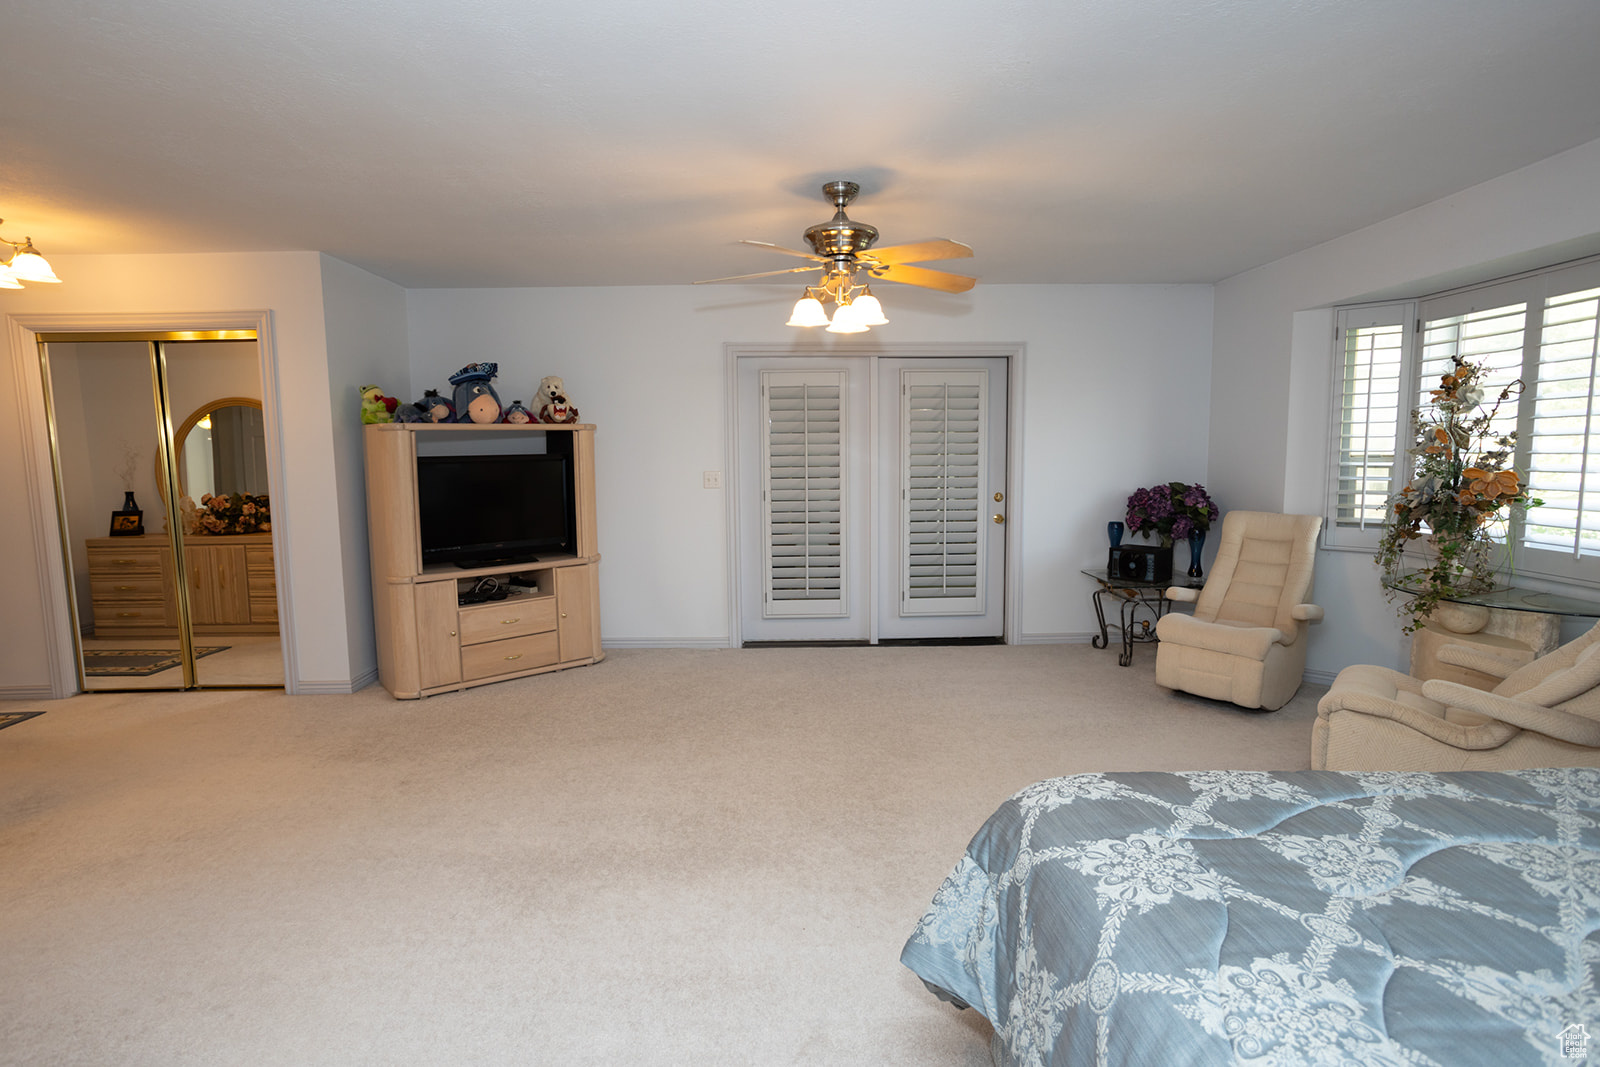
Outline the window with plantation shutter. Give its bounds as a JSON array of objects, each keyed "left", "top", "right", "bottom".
[
  {"left": 1329, "top": 305, "right": 1409, "bottom": 543},
  {"left": 1524, "top": 284, "right": 1600, "bottom": 558},
  {"left": 900, "top": 370, "right": 986, "bottom": 615},
  {"left": 1327, "top": 255, "right": 1600, "bottom": 587},
  {"left": 761, "top": 370, "right": 846, "bottom": 617}
]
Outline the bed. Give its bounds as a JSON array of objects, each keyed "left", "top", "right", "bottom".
[{"left": 901, "top": 768, "right": 1599, "bottom": 1066}]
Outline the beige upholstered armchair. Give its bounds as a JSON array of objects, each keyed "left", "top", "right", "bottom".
[
  {"left": 1153, "top": 511, "right": 1324, "bottom": 711},
  {"left": 1312, "top": 621, "right": 1600, "bottom": 771}
]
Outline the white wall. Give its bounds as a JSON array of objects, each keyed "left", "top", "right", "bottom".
[
  {"left": 406, "top": 283, "right": 1215, "bottom": 645},
  {"left": 1211, "top": 136, "right": 1600, "bottom": 677},
  {"left": 319, "top": 253, "right": 410, "bottom": 688},
  {"left": 0, "top": 251, "right": 371, "bottom": 695}
]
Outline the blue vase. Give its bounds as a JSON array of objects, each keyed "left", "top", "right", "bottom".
[
  {"left": 1187, "top": 530, "right": 1206, "bottom": 579},
  {"left": 1108, "top": 521, "right": 1124, "bottom": 547}
]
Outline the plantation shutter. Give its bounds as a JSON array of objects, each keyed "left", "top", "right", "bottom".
[
  {"left": 1332, "top": 305, "right": 1408, "bottom": 533},
  {"left": 761, "top": 370, "right": 846, "bottom": 617},
  {"left": 1524, "top": 283, "right": 1600, "bottom": 558},
  {"left": 1417, "top": 298, "right": 1527, "bottom": 451},
  {"left": 900, "top": 370, "right": 986, "bottom": 616}
]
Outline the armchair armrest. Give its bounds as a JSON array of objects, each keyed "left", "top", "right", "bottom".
[
  {"left": 1317, "top": 685, "right": 1517, "bottom": 750},
  {"left": 1435, "top": 643, "right": 1524, "bottom": 680},
  {"left": 1291, "top": 603, "right": 1323, "bottom": 623},
  {"left": 1420, "top": 679, "right": 1600, "bottom": 747},
  {"left": 1165, "top": 586, "right": 1199, "bottom": 603}
]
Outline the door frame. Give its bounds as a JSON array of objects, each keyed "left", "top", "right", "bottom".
[
  {"left": 8, "top": 310, "right": 293, "bottom": 698},
  {"left": 723, "top": 341, "right": 1026, "bottom": 647}
]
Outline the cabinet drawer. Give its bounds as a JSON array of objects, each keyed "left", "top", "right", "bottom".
[
  {"left": 457, "top": 595, "right": 558, "bottom": 646},
  {"left": 88, "top": 549, "right": 164, "bottom": 579},
  {"left": 461, "top": 631, "right": 559, "bottom": 679},
  {"left": 91, "top": 577, "right": 168, "bottom": 601},
  {"left": 95, "top": 604, "right": 169, "bottom": 627},
  {"left": 249, "top": 595, "right": 279, "bottom": 623},
  {"left": 246, "top": 547, "right": 275, "bottom": 583}
]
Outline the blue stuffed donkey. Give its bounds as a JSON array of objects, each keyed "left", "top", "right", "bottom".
[{"left": 449, "top": 362, "right": 503, "bottom": 424}]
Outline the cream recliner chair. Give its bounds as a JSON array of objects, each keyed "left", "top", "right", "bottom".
[
  {"left": 1153, "top": 511, "right": 1323, "bottom": 711},
  {"left": 1312, "top": 620, "right": 1600, "bottom": 771}
]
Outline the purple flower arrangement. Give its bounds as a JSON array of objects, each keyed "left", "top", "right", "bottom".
[{"left": 1125, "top": 482, "right": 1219, "bottom": 547}]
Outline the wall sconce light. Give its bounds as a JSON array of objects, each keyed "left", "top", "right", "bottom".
[{"left": 0, "top": 221, "right": 62, "bottom": 287}]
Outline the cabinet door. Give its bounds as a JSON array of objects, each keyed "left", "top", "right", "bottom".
[
  {"left": 185, "top": 544, "right": 251, "bottom": 625},
  {"left": 415, "top": 582, "right": 463, "bottom": 690},
  {"left": 555, "top": 564, "right": 595, "bottom": 662}
]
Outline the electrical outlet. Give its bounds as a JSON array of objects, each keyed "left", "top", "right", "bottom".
[{"left": 703, "top": 471, "right": 723, "bottom": 489}]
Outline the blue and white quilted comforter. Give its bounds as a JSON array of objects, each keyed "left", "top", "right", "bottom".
[{"left": 901, "top": 769, "right": 1600, "bottom": 1066}]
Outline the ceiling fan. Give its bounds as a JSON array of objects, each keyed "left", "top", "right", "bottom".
[{"left": 694, "top": 180, "right": 975, "bottom": 333}]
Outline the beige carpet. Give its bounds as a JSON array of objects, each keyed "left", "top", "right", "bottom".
[{"left": 0, "top": 645, "right": 1322, "bottom": 1066}]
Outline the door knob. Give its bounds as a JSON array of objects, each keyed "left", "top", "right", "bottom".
[
  {"left": 993, "top": 514, "right": 1005, "bottom": 525},
  {"left": 994, "top": 492, "right": 1004, "bottom": 502}
]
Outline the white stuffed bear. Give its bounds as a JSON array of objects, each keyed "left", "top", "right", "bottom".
[{"left": 536, "top": 375, "right": 580, "bottom": 424}]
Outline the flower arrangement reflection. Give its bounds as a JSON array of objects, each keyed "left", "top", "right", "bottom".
[
  {"left": 181, "top": 492, "right": 272, "bottom": 536},
  {"left": 1125, "top": 482, "right": 1219, "bottom": 547},
  {"left": 1375, "top": 357, "right": 1536, "bottom": 632}
]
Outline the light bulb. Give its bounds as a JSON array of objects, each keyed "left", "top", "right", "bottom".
[
  {"left": 851, "top": 291, "right": 888, "bottom": 325},
  {"left": 786, "top": 295, "right": 828, "bottom": 327},
  {"left": 5, "top": 239, "right": 60, "bottom": 283},
  {"left": 826, "top": 301, "right": 870, "bottom": 334}
]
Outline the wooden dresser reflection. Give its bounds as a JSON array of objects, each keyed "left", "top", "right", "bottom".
[{"left": 86, "top": 534, "right": 277, "bottom": 637}]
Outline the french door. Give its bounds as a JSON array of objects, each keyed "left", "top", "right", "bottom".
[{"left": 736, "top": 354, "right": 1008, "bottom": 643}]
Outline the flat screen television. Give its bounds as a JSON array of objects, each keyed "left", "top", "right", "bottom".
[{"left": 416, "top": 452, "right": 574, "bottom": 567}]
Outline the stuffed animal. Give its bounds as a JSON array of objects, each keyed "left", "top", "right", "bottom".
[
  {"left": 393, "top": 400, "right": 431, "bottom": 423},
  {"left": 416, "top": 389, "right": 454, "bottom": 423},
  {"left": 501, "top": 400, "right": 534, "bottom": 425},
  {"left": 536, "top": 375, "right": 579, "bottom": 424},
  {"left": 450, "top": 362, "right": 503, "bottom": 425},
  {"left": 359, "top": 384, "right": 398, "bottom": 424}
]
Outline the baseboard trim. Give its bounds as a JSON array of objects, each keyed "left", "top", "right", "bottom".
[
  {"left": 291, "top": 672, "right": 376, "bottom": 696},
  {"left": 1015, "top": 632, "right": 1097, "bottom": 645},
  {"left": 600, "top": 638, "right": 734, "bottom": 650},
  {"left": 1303, "top": 668, "right": 1337, "bottom": 688},
  {"left": 0, "top": 685, "right": 56, "bottom": 702}
]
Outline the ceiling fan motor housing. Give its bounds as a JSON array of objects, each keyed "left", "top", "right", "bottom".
[{"left": 804, "top": 180, "right": 878, "bottom": 260}]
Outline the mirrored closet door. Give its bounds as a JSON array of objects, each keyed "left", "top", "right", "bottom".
[{"left": 38, "top": 333, "right": 284, "bottom": 691}]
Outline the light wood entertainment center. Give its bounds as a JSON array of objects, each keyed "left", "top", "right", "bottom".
[{"left": 363, "top": 422, "right": 603, "bottom": 699}]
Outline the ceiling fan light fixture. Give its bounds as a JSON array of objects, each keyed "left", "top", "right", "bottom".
[
  {"left": 4, "top": 236, "right": 61, "bottom": 283},
  {"left": 786, "top": 293, "right": 829, "bottom": 328}
]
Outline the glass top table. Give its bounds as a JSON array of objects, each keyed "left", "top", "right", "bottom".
[
  {"left": 1081, "top": 568, "right": 1204, "bottom": 666},
  {"left": 1382, "top": 575, "right": 1600, "bottom": 618}
]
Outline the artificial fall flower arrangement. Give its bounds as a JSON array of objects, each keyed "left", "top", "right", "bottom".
[
  {"left": 1375, "top": 356, "right": 1538, "bottom": 632},
  {"left": 185, "top": 492, "right": 272, "bottom": 535},
  {"left": 1125, "top": 482, "right": 1219, "bottom": 547}
]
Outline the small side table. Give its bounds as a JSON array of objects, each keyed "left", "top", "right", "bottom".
[
  {"left": 1383, "top": 575, "right": 1600, "bottom": 689},
  {"left": 1081, "top": 568, "right": 1204, "bottom": 667}
]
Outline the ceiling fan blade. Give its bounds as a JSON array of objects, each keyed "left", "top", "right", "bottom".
[
  {"left": 868, "top": 262, "right": 976, "bottom": 293},
  {"left": 858, "top": 239, "right": 973, "bottom": 266},
  {"left": 739, "top": 239, "right": 827, "bottom": 261},
  {"left": 692, "top": 265, "right": 821, "bottom": 285}
]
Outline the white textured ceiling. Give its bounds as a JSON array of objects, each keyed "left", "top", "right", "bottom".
[{"left": 4, "top": 0, "right": 1600, "bottom": 289}]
